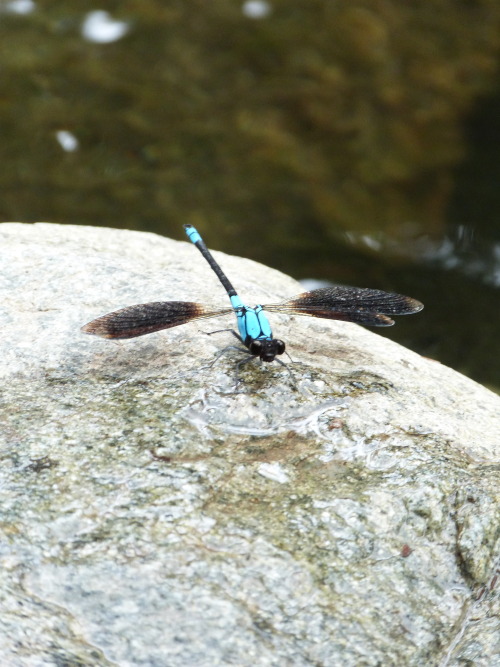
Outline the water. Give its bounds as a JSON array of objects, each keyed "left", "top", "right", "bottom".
[{"left": 1, "top": 2, "right": 499, "bottom": 389}]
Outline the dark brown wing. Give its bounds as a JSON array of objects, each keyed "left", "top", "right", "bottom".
[
  {"left": 81, "top": 301, "right": 233, "bottom": 339},
  {"left": 263, "top": 286, "right": 423, "bottom": 327}
]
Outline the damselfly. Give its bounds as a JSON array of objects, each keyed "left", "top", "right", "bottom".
[{"left": 82, "top": 225, "right": 423, "bottom": 365}]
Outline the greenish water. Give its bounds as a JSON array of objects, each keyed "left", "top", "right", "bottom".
[{"left": 1, "top": 2, "right": 500, "bottom": 388}]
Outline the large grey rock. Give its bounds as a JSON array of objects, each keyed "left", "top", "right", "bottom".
[{"left": 0, "top": 222, "right": 499, "bottom": 667}]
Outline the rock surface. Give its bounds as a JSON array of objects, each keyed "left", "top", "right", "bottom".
[{"left": 0, "top": 222, "right": 499, "bottom": 666}]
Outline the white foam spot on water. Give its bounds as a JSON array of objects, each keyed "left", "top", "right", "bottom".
[
  {"left": 55, "top": 130, "right": 79, "bottom": 153},
  {"left": 81, "top": 10, "right": 130, "bottom": 44},
  {"left": 3, "top": 0, "right": 35, "bottom": 14},
  {"left": 242, "top": 1, "right": 271, "bottom": 19}
]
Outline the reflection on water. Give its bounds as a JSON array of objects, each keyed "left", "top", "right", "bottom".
[
  {"left": 343, "top": 224, "right": 500, "bottom": 288},
  {"left": 421, "top": 232, "right": 500, "bottom": 288},
  {"left": 0, "top": 1, "right": 499, "bottom": 389}
]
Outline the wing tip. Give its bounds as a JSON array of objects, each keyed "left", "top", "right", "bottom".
[
  {"left": 376, "top": 315, "right": 395, "bottom": 326},
  {"left": 81, "top": 320, "right": 115, "bottom": 338},
  {"left": 402, "top": 297, "right": 424, "bottom": 315}
]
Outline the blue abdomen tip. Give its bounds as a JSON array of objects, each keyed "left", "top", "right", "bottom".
[{"left": 184, "top": 225, "right": 202, "bottom": 244}]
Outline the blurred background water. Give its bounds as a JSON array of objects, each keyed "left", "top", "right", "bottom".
[{"left": 1, "top": 0, "right": 500, "bottom": 389}]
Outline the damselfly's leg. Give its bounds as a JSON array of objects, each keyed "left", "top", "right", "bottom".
[
  {"left": 203, "top": 345, "right": 249, "bottom": 369},
  {"left": 199, "top": 329, "right": 248, "bottom": 368},
  {"left": 274, "top": 357, "right": 297, "bottom": 387},
  {"left": 231, "top": 352, "right": 261, "bottom": 389},
  {"left": 235, "top": 353, "right": 256, "bottom": 372},
  {"left": 204, "top": 329, "right": 242, "bottom": 343},
  {"left": 233, "top": 351, "right": 297, "bottom": 389}
]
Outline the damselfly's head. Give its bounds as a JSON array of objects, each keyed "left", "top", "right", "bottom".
[{"left": 248, "top": 338, "right": 285, "bottom": 363}]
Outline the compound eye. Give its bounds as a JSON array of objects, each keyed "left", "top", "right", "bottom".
[
  {"left": 275, "top": 340, "right": 285, "bottom": 355},
  {"left": 249, "top": 340, "right": 263, "bottom": 356}
]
